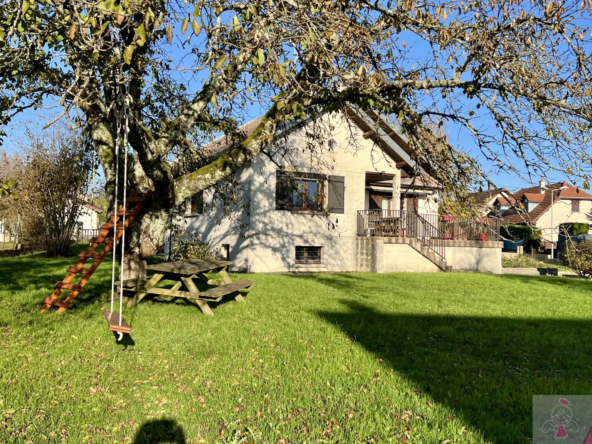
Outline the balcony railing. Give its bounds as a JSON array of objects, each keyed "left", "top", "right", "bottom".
[{"left": 357, "top": 210, "right": 501, "bottom": 242}]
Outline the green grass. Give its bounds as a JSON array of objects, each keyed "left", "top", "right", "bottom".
[
  {"left": 1, "top": 250, "right": 592, "bottom": 443},
  {"left": 502, "top": 254, "right": 570, "bottom": 270}
]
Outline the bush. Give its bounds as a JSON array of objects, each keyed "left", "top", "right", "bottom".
[
  {"left": 560, "top": 239, "right": 592, "bottom": 278},
  {"left": 559, "top": 223, "right": 590, "bottom": 235},
  {"left": 17, "top": 127, "right": 91, "bottom": 256},
  {"left": 501, "top": 224, "right": 542, "bottom": 252},
  {"left": 170, "top": 233, "right": 220, "bottom": 261}
]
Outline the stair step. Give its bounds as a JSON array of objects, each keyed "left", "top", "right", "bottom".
[
  {"left": 78, "top": 251, "right": 108, "bottom": 260},
  {"left": 54, "top": 282, "right": 83, "bottom": 292},
  {"left": 67, "top": 266, "right": 94, "bottom": 275},
  {"left": 90, "top": 237, "right": 114, "bottom": 245}
]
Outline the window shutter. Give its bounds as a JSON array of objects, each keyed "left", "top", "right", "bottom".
[
  {"left": 328, "top": 175, "right": 345, "bottom": 214},
  {"left": 275, "top": 170, "right": 292, "bottom": 210}
]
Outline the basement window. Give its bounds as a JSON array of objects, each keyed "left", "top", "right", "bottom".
[{"left": 295, "top": 246, "right": 322, "bottom": 264}]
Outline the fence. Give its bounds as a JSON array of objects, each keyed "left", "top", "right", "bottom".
[
  {"left": 78, "top": 228, "right": 100, "bottom": 241},
  {"left": 357, "top": 210, "right": 501, "bottom": 241}
]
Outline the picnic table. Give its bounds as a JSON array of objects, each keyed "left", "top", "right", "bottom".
[{"left": 119, "top": 259, "right": 255, "bottom": 315}]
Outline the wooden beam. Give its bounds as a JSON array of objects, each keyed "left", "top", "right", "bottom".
[{"left": 363, "top": 130, "right": 375, "bottom": 139}]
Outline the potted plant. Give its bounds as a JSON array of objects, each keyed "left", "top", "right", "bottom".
[
  {"left": 441, "top": 215, "right": 454, "bottom": 239},
  {"left": 478, "top": 218, "right": 489, "bottom": 241}
]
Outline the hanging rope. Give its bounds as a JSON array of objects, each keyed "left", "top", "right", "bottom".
[
  {"left": 118, "top": 82, "right": 131, "bottom": 328},
  {"left": 109, "top": 103, "right": 122, "bottom": 317},
  {"left": 106, "top": 72, "right": 130, "bottom": 340}
]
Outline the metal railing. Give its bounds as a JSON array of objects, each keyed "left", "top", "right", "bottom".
[
  {"left": 415, "top": 212, "right": 446, "bottom": 259},
  {"left": 357, "top": 210, "right": 502, "bottom": 259}
]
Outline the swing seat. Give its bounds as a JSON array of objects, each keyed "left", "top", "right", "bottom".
[{"left": 102, "top": 310, "right": 131, "bottom": 333}]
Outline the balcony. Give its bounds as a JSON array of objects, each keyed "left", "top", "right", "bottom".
[{"left": 357, "top": 210, "right": 501, "bottom": 241}]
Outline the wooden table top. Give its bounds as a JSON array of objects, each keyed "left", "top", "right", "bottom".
[{"left": 146, "top": 259, "right": 234, "bottom": 275}]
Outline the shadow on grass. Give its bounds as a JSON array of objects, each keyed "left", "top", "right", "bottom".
[
  {"left": 0, "top": 244, "right": 113, "bottom": 311},
  {"left": 133, "top": 419, "right": 186, "bottom": 443},
  {"left": 316, "top": 298, "right": 592, "bottom": 443}
]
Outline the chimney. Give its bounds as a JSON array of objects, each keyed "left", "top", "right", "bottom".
[{"left": 540, "top": 178, "right": 546, "bottom": 194}]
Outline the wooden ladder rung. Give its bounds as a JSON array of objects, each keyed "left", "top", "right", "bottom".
[
  {"left": 42, "top": 297, "right": 70, "bottom": 308},
  {"left": 116, "top": 209, "right": 135, "bottom": 216},
  {"left": 78, "top": 251, "right": 108, "bottom": 259},
  {"left": 126, "top": 196, "right": 147, "bottom": 203},
  {"left": 91, "top": 237, "right": 114, "bottom": 245},
  {"left": 67, "top": 266, "right": 94, "bottom": 275},
  {"left": 54, "top": 282, "right": 83, "bottom": 291}
]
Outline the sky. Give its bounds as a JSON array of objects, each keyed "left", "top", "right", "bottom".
[{"left": 3, "top": 5, "right": 591, "bottom": 194}]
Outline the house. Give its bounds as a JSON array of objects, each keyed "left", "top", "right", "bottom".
[
  {"left": 170, "top": 109, "right": 503, "bottom": 274},
  {"left": 75, "top": 203, "right": 103, "bottom": 239},
  {"left": 469, "top": 187, "right": 513, "bottom": 217},
  {"left": 502, "top": 179, "right": 592, "bottom": 248}
]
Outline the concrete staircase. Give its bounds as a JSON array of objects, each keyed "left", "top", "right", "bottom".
[{"left": 383, "top": 237, "right": 452, "bottom": 272}]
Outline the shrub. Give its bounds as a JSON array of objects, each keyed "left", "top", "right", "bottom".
[
  {"left": 170, "top": 233, "right": 219, "bottom": 261},
  {"left": 17, "top": 127, "right": 91, "bottom": 256},
  {"left": 560, "top": 239, "right": 592, "bottom": 278},
  {"left": 500, "top": 224, "right": 542, "bottom": 252},
  {"left": 559, "top": 223, "right": 590, "bottom": 235}
]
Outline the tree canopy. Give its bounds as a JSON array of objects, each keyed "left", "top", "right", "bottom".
[{"left": 1, "top": 0, "right": 591, "bottom": 256}]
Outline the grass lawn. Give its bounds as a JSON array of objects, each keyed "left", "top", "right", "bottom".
[
  {"left": 501, "top": 254, "right": 571, "bottom": 271},
  {"left": 1, "top": 249, "right": 592, "bottom": 443}
]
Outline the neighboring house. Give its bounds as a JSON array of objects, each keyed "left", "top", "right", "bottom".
[
  {"left": 469, "top": 187, "right": 513, "bottom": 217},
  {"left": 76, "top": 203, "right": 103, "bottom": 234},
  {"left": 502, "top": 179, "right": 592, "bottom": 247},
  {"left": 169, "top": 109, "right": 502, "bottom": 274}
]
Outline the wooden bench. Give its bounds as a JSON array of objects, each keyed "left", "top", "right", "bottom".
[{"left": 190, "top": 279, "right": 255, "bottom": 301}]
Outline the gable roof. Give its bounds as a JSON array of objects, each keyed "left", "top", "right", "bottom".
[
  {"left": 523, "top": 193, "right": 545, "bottom": 203},
  {"left": 494, "top": 195, "right": 515, "bottom": 205},
  {"left": 198, "top": 108, "right": 430, "bottom": 175},
  {"left": 503, "top": 182, "right": 592, "bottom": 224}
]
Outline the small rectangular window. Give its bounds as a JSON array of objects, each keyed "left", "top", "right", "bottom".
[
  {"left": 295, "top": 246, "right": 322, "bottom": 264},
  {"left": 188, "top": 191, "right": 204, "bottom": 215},
  {"left": 572, "top": 200, "right": 580, "bottom": 213}
]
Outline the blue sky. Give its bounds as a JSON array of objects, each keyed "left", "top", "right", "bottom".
[{"left": 3, "top": 6, "right": 590, "bottom": 194}]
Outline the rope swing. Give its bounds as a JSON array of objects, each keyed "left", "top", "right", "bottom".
[{"left": 104, "top": 80, "right": 132, "bottom": 342}]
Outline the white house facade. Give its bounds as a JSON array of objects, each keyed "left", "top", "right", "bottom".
[{"left": 169, "top": 110, "right": 502, "bottom": 274}]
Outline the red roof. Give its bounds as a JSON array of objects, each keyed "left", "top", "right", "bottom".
[
  {"left": 503, "top": 182, "right": 592, "bottom": 224},
  {"left": 495, "top": 196, "right": 515, "bottom": 205},
  {"left": 523, "top": 193, "right": 545, "bottom": 203}
]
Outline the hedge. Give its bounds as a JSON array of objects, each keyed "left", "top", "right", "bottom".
[
  {"left": 559, "top": 223, "right": 590, "bottom": 235},
  {"left": 500, "top": 224, "right": 542, "bottom": 251}
]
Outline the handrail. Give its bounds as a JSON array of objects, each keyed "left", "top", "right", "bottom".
[{"left": 414, "top": 212, "right": 445, "bottom": 260}]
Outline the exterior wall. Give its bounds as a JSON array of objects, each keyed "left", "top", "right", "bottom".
[
  {"left": 383, "top": 243, "right": 440, "bottom": 272},
  {"left": 444, "top": 241, "right": 502, "bottom": 274},
  {"left": 245, "top": 113, "right": 400, "bottom": 272},
  {"left": 77, "top": 207, "right": 100, "bottom": 230},
  {"left": 536, "top": 198, "right": 592, "bottom": 242},
  {"left": 417, "top": 194, "right": 439, "bottom": 215},
  {"left": 175, "top": 164, "right": 252, "bottom": 271}
]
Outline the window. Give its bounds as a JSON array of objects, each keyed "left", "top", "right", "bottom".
[
  {"left": 572, "top": 200, "right": 580, "bottom": 213},
  {"left": 187, "top": 191, "right": 204, "bottom": 215},
  {"left": 293, "top": 179, "right": 321, "bottom": 210},
  {"left": 295, "top": 246, "right": 322, "bottom": 264}
]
